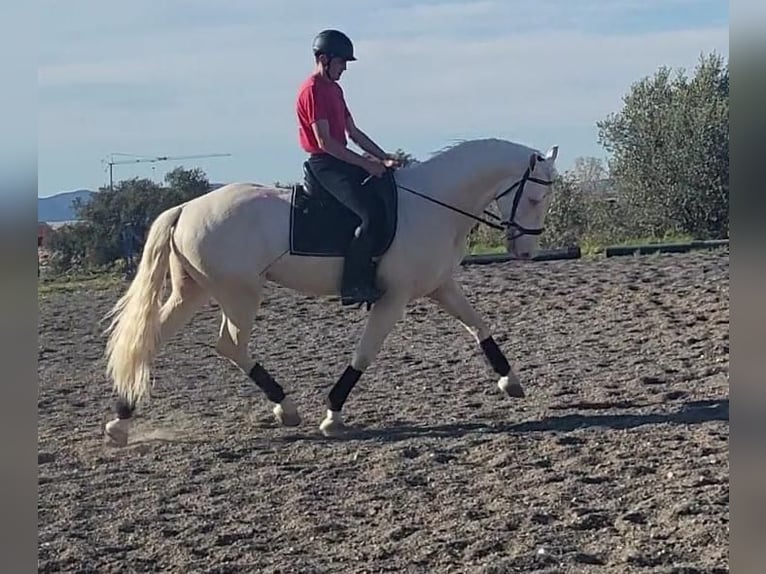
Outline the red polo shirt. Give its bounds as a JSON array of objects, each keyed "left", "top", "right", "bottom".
[{"left": 296, "top": 73, "right": 352, "bottom": 154}]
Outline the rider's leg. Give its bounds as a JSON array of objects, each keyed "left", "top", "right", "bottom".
[{"left": 307, "top": 155, "right": 383, "bottom": 305}]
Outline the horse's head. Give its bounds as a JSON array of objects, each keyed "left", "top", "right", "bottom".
[{"left": 494, "top": 145, "right": 558, "bottom": 260}]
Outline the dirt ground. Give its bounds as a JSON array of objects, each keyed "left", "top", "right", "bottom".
[{"left": 38, "top": 248, "right": 729, "bottom": 573}]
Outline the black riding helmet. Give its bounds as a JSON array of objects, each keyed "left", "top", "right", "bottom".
[{"left": 312, "top": 29, "right": 356, "bottom": 61}]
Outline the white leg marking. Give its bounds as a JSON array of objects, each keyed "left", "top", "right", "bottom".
[
  {"left": 104, "top": 418, "right": 131, "bottom": 447},
  {"left": 498, "top": 372, "right": 525, "bottom": 398},
  {"left": 319, "top": 409, "right": 345, "bottom": 437},
  {"left": 273, "top": 396, "right": 301, "bottom": 427}
]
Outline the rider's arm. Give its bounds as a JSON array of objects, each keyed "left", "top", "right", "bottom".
[
  {"left": 312, "top": 119, "right": 374, "bottom": 170},
  {"left": 346, "top": 116, "right": 387, "bottom": 161}
]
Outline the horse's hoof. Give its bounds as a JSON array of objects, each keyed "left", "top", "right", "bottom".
[
  {"left": 319, "top": 410, "right": 347, "bottom": 438},
  {"left": 498, "top": 374, "right": 525, "bottom": 398},
  {"left": 273, "top": 398, "right": 301, "bottom": 427},
  {"left": 104, "top": 418, "right": 129, "bottom": 447}
]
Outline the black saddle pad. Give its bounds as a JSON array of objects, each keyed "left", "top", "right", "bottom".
[{"left": 289, "top": 163, "right": 398, "bottom": 258}]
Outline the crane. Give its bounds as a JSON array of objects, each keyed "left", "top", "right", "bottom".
[{"left": 104, "top": 152, "right": 232, "bottom": 191}]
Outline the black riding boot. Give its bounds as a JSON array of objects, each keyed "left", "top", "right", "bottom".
[{"left": 341, "top": 227, "right": 384, "bottom": 307}]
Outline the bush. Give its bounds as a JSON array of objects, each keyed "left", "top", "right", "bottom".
[{"left": 43, "top": 223, "right": 95, "bottom": 274}]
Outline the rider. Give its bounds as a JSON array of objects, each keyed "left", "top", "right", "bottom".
[{"left": 296, "top": 29, "right": 399, "bottom": 306}]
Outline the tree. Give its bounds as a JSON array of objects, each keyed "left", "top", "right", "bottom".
[
  {"left": 569, "top": 156, "right": 609, "bottom": 195},
  {"left": 541, "top": 174, "right": 588, "bottom": 248},
  {"left": 164, "top": 166, "right": 212, "bottom": 202},
  {"left": 597, "top": 52, "right": 728, "bottom": 238},
  {"left": 45, "top": 167, "right": 212, "bottom": 273}
]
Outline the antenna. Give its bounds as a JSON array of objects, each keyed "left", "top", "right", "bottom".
[{"left": 105, "top": 152, "right": 232, "bottom": 191}]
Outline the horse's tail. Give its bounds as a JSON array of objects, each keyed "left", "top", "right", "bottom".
[{"left": 104, "top": 204, "right": 185, "bottom": 408}]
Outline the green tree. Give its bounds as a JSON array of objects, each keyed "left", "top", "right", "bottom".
[
  {"left": 72, "top": 177, "right": 179, "bottom": 267},
  {"left": 164, "top": 166, "right": 212, "bottom": 202},
  {"left": 541, "top": 174, "right": 588, "bottom": 248},
  {"left": 597, "top": 51, "right": 728, "bottom": 238},
  {"left": 45, "top": 167, "right": 212, "bottom": 273},
  {"left": 569, "top": 156, "right": 609, "bottom": 194}
]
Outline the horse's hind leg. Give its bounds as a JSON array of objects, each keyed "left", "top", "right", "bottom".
[
  {"left": 214, "top": 289, "right": 301, "bottom": 428},
  {"left": 428, "top": 279, "right": 525, "bottom": 398},
  {"left": 159, "top": 252, "right": 210, "bottom": 341},
  {"left": 105, "top": 252, "right": 208, "bottom": 446}
]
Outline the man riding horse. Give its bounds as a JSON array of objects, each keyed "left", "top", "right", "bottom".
[
  {"left": 101, "top": 28, "right": 560, "bottom": 445},
  {"left": 295, "top": 29, "right": 400, "bottom": 306}
]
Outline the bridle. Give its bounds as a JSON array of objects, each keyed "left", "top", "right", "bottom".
[
  {"left": 384, "top": 154, "right": 554, "bottom": 241},
  {"left": 491, "top": 162, "right": 554, "bottom": 240}
]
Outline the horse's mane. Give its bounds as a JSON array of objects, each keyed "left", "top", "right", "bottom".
[
  {"left": 410, "top": 137, "right": 540, "bottom": 170},
  {"left": 428, "top": 138, "right": 471, "bottom": 157}
]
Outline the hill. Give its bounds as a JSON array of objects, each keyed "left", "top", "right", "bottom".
[
  {"left": 38, "top": 183, "right": 234, "bottom": 223},
  {"left": 38, "top": 190, "right": 94, "bottom": 222}
]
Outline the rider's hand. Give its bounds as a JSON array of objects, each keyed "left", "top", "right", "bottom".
[
  {"left": 365, "top": 158, "right": 386, "bottom": 177},
  {"left": 383, "top": 153, "right": 403, "bottom": 168}
]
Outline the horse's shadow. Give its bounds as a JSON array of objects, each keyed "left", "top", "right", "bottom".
[{"left": 280, "top": 398, "right": 729, "bottom": 443}]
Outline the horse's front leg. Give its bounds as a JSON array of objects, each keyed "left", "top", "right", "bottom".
[
  {"left": 428, "top": 279, "right": 525, "bottom": 398},
  {"left": 320, "top": 294, "right": 408, "bottom": 437}
]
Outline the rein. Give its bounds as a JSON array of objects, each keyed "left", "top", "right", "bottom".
[{"left": 385, "top": 167, "right": 554, "bottom": 239}]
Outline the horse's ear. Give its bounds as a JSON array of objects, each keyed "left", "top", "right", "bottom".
[
  {"left": 529, "top": 153, "right": 538, "bottom": 171},
  {"left": 545, "top": 145, "right": 559, "bottom": 162}
]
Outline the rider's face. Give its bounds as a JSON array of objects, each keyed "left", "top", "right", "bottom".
[{"left": 327, "top": 57, "right": 347, "bottom": 81}]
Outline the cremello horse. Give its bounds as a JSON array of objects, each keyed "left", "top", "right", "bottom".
[{"left": 103, "top": 137, "right": 559, "bottom": 445}]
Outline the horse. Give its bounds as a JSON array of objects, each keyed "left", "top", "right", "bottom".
[{"left": 102, "top": 137, "right": 559, "bottom": 446}]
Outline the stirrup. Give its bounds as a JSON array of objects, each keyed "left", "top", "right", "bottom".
[
  {"left": 342, "top": 300, "right": 371, "bottom": 311},
  {"left": 341, "top": 285, "right": 384, "bottom": 308}
]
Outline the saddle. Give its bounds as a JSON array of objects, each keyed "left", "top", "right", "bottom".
[{"left": 289, "top": 161, "right": 398, "bottom": 258}]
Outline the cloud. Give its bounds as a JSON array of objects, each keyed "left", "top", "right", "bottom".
[{"left": 346, "top": 26, "right": 729, "bottom": 127}]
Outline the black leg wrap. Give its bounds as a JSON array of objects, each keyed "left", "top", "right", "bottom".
[
  {"left": 480, "top": 336, "right": 511, "bottom": 377},
  {"left": 248, "top": 363, "right": 286, "bottom": 404},
  {"left": 115, "top": 398, "right": 134, "bottom": 420},
  {"left": 327, "top": 366, "right": 362, "bottom": 412}
]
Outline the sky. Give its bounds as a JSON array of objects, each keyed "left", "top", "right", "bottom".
[{"left": 37, "top": 0, "right": 729, "bottom": 198}]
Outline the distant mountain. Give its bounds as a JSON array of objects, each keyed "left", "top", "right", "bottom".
[
  {"left": 37, "top": 183, "right": 236, "bottom": 223},
  {"left": 38, "top": 189, "right": 95, "bottom": 223}
]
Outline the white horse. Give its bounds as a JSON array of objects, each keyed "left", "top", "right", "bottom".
[{"left": 103, "top": 137, "right": 559, "bottom": 445}]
